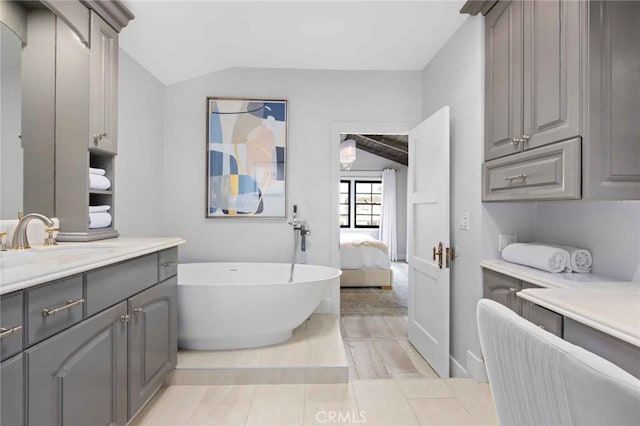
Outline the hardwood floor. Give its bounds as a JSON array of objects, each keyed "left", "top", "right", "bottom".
[
  {"left": 340, "top": 315, "right": 438, "bottom": 380},
  {"left": 340, "top": 262, "right": 438, "bottom": 380}
]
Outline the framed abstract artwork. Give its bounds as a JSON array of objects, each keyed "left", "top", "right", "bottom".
[{"left": 206, "top": 98, "right": 287, "bottom": 218}]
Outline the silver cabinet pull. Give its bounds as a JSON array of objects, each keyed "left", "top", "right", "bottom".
[
  {"left": 120, "top": 314, "right": 130, "bottom": 323},
  {"left": 504, "top": 174, "right": 527, "bottom": 182},
  {"left": 133, "top": 308, "right": 144, "bottom": 315},
  {"left": 0, "top": 325, "right": 22, "bottom": 339},
  {"left": 509, "top": 288, "right": 520, "bottom": 293},
  {"left": 93, "top": 133, "right": 107, "bottom": 146},
  {"left": 42, "top": 299, "right": 85, "bottom": 317},
  {"left": 511, "top": 137, "right": 522, "bottom": 146},
  {"left": 521, "top": 134, "right": 530, "bottom": 144}
]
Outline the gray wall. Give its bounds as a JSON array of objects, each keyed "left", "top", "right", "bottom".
[
  {"left": 163, "top": 68, "right": 421, "bottom": 265},
  {"left": 534, "top": 202, "right": 640, "bottom": 282},
  {"left": 340, "top": 148, "right": 408, "bottom": 260},
  {"left": 116, "top": 50, "right": 166, "bottom": 236}
]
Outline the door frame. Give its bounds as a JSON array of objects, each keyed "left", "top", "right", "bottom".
[{"left": 329, "top": 121, "right": 410, "bottom": 316}]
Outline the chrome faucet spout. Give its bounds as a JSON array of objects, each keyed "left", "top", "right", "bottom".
[{"left": 11, "top": 213, "right": 55, "bottom": 250}]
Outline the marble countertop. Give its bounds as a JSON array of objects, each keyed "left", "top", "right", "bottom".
[
  {"left": 518, "top": 287, "right": 640, "bottom": 347},
  {"left": 0, "top": 237, "right": 185, "bottom": 295},
  {"left": 480, "top": 259, "right": 640, "bottom": 347}
]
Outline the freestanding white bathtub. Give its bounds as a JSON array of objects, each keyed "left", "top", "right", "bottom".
[{"left": 177, "top": 263, "right": 341, "bottom": 350}]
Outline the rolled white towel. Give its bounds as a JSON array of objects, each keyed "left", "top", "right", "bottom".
[
  {"left": 532, "top": 242, "right": 592, "bottom": 273},
  {"left": 89, "top": 212, "right": 112, "bottom": 229},
  {"left": 89, "top": 174, "right": 111, "bottom": 190},
  {"left": 89, "top": 167, "right": 106, "bottom": 176},
  {"left": 501, "top": 243, "right": 570, "bottom": 273},
  {"left": 89, "top": 205, "right": 111, "bottom": 214}
]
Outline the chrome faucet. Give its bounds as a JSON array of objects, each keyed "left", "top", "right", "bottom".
[{"left": 11, "top": 212, "right": 55, "bottom": 250}]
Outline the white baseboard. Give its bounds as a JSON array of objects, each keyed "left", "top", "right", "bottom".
[
  {"left": 466, "top": 350, "right": 488, "bottom": 383},
  {"left": 449, "top": 356, "right": 469, "bottom": 378}
]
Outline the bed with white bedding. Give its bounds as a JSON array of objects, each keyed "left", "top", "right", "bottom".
[{"left": 340, "top": 233, "right": 393, "bottom": 289}]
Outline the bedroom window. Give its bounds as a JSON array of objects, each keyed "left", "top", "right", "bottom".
[
  {"left": 355, "top": 180, "right": 382, "bottom": 228},
  {"left": 339, "top": 180, "right": 351, "bottom": 228}
]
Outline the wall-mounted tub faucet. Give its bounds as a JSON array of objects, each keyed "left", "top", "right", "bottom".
[{"left": 289, "top": 205, "right": 311, "bottom": 282}]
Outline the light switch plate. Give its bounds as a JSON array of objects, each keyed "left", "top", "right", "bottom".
[
  {"left": 499, "top": 234, "right": 518, "bottom": 252},
  {"left": 458, "top": 212, "right": 470, "bottom": 230}
]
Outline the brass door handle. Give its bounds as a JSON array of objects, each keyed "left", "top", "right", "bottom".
[
  {"left": 445, "top": 247, "right": 455, "bottom": 269},
  {"left": 432, "top": 242, "right": 443, "bottom": 269}
]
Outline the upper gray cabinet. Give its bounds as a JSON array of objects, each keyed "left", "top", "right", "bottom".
[
  {"left": 583, "top": 0, "right": 640, "bottom": 200},
  {"left": 485, "top": 0, "right": 524, "bottom": 161},
  {"left": 485, "top": 0, "right": 579, "bottom": 161},
  {"left": 480, "top": 0, "right": 640, "bottom": 200},
  {"left": 522, "top": 0, "right": 580, "bottom": 150},
  {"left": 90, "top": 11, "right": 118, "bottom": 154}
]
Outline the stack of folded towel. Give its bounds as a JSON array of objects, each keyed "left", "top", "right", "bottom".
[
  {"left": 89, "top": 205, "right": 112, "bottom": 229},
  {"left": 90, "top": 167, "right": 111, "bottom": 191},
  {"left": 501, "top": 243, "right": 592, "bottom": 273}
]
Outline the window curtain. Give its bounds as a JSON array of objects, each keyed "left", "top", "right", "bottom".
[{"left": 379, "top": 168, "right": 397, "bottom": 261}]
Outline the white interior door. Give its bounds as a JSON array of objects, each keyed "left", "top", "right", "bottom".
[{"left": 407, "top": 106, "right": 451, "bottom": 378}]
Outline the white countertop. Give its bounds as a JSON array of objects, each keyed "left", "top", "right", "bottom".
[
  {"left": 480, "top": 259, "right": 640, "bottom": 347},
  {"left": 480, "top": 259, "right": 626, "bottom": 289},
  {"left": 0, "top": 237, "right": 185, "bottom": 295},
  {"left": 518, "top": 287, "right": 640, "bottom": 347}
]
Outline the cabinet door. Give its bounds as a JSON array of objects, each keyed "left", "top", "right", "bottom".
[
  {"left": 128, "top": 277, "right": 177, "bottom": 419},
  {"left": 26, "top": 302, "right": 128, "bottom": 426},
  {"left": 482, "top": 269, "right": 523, "bottom": 315},
  {"left": 523, "top": 0, "right": 581, "bottom": 150},
  {"left": 89, "top": 11, "right": 118, "bottom": 154},
  {"left": 584, "top": 0, "right": 640, "bottom": 200},
  {"left": 1, "top": 353, "right": 24, "bottom": 426},
  {"left": 485, "top": 0, "right": 524, "bottom": 161}
]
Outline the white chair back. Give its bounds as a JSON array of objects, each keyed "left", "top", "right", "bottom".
[{"left": 477, "top": 299, "right": 640, "bottom": 426}]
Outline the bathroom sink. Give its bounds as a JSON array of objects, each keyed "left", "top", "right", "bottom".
[
  {"left": 0, "top": 251, "right": 37, "bottom": 268},
  {"left": 32, "top": 243, "right": 118, "bottom": 257}
]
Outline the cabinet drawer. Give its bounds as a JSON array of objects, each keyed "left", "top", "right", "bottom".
[
  {"left": 86, "top": 254, "right": 158, "bottom": 316},
  {"left": 523, "top": 302, "right": 563, "bottom": 337},
  {"left": 158, "top": 247, "right": 178, "bottom": 282},
  {"left": 483, "top": 269, "right": 523, "bottom": 315},
  {"left": 482, "top": 138, "right": 581, "bottom": 201},
  {"left": 1, "top": 292, "right": 23, "bottom": 361},
  {"left": 26, "top": 275, "right": 84, "bottom": 346}
]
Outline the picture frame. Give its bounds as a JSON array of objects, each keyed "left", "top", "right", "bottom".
[{"left": 205, "top": 97, "right": 287, "bottom": 218}]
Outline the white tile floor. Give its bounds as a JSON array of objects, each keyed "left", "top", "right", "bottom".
[
  {"left": 170, "top": 315, "right": 348, "bottom": 385},
  {"left": 132, "top": 378, "right": 498, "bottom": 426}
]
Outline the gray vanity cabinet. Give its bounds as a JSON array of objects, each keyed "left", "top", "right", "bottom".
[
  {"left": 1, "top": 354, "right": 24, "bottom": 426},
  {"left": 26, "top": 302, "right": 128, "bottom": 426},
  {"left": 128, "top": 277, "right": 178, "bottom": 419},
  {"left": 89, "top": 11, "right": 118, "bottom": 154},
  {"left": 484, "top": 0, "right": 524, "bottom": 161},
  {"left": 482, "top": 269, "right": 524, "bottom": 315}
]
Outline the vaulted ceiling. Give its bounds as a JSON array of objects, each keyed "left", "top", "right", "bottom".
[
  {"left": 119, "top": 1, "right": 468, "bottom": 85},
  {"left": 343, "top": 134, "right": 408, "bottom": 166}
]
